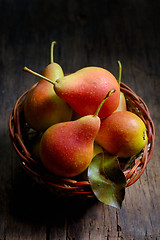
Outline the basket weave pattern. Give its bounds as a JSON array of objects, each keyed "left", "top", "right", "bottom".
[{"left": 9, "top": 82, "right": 155, "bottom": 197}]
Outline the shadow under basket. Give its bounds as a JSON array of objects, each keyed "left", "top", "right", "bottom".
[{"left": 9, "top": 82, "right": 155, "bottom": 198}]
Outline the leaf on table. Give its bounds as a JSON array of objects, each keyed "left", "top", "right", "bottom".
[{"left": 88, "top": 152, "right": 126, "bottom": 208}]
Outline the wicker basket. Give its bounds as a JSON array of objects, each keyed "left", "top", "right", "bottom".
[{"left": 8, "top": 82, "right": 155, "bottom": 197}]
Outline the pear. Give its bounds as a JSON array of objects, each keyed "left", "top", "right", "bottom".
[
  {"left": 40, "top": 89, "right": 115, "bottom": 177},
  {"left": 95, "top": 111, "right": 148, "bottom": 158},
  {"left": 24, "top": 66, "right": 120, "bottom": 118},
  {"left": 114, "top": 61, "right": 127, "bottom": 112},
  {"left": 24, "top": 41, "right": 72, "bottom": 131},
  {"left": 31, "top": 133, "right": 43, "bottom": 159}
]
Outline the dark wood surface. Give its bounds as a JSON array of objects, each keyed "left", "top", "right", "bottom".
[{"left": 0, "top": 0, "right": 160, "bottom": 239}]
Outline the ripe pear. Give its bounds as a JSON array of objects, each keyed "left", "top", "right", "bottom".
[
  {"left": 24, "top": 66, "right": 120, "bottom": 118},
  {"left": 114, "top": 61, "right": 127, "bottom": 112},
  {"left": 24, "top": 41, "right": 72, "bottom": 131},
  {"left": 96, "top": 111, "right": 148, "bottom": 158},
  {"left": 40, "top": 89, "right": 115, "bottom": 177}
]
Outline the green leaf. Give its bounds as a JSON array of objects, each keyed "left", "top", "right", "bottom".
[{"left": 88, "top": 152, "right": 126, "bottom": 208}]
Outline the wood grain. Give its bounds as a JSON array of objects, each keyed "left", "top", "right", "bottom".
[{"left": 0, "top": 0, "right": 160, "bottom": 239}]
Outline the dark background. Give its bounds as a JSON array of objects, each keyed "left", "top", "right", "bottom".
[{"left": 0, "top": 0, "right": 160, "bottom": 239}]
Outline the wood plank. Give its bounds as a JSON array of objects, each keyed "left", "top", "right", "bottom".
[{"left": 0, "top": 0, "right": 160, "bottom": 239}]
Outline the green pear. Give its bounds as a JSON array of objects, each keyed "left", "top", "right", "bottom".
[
  {"left": 40, "top": 89, "right": 115, "bottom": 177},
  {"left": 96, "top": 111, "right": 148, "bottom": 158},
  {"left": 24, "top": 66, "right": 120, "bottom": 118},
  {"left": 24, "top": 41, "right": 72, "bottom": 131}
]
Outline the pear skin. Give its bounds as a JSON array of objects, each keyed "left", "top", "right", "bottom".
[
  {"left": 96, "top": 111, "right": 148, "bottom": 158},
  {"left": 114, "top": 92, "right": 127, "bottom": 112},
  {"left": 54, "top": 67, "right": 120, "bottom": 118},
  {"left": 40, "top": 115, "right": 100, "bottom": 177}
]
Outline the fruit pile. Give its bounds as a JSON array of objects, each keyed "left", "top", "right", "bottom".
[
  {"left": 23, "top": 41, "right": 148, "bottom": 177},
  {"left": 22, "top": 41, "right": 148, "bottom": 207}
]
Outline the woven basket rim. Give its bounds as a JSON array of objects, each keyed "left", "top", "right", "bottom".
[{"left": 8, "top": 82, "right": 155, "bottom": 197}]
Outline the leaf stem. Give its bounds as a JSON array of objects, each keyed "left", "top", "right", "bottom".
[
  {"left": 50, "top": 41, "right": 56, "bottom": 63},
  {"left": 117, "top": 60, "right": 122, "bottom": 86},
  {"left": 23, "top": 67, "right": 55, "bottom": 85}
]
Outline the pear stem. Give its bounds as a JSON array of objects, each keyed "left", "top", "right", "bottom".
[
  {"left": 117, "top": 60, "right": 122, "bottom": 86},
  {"left": 23, "top": 67, "right": 55, "bottom": 85},
  {"left": 93, "top": 89, "right": 116, "bottom": 117},
  {"left": 50, "top": 41, "right": 56, "bottom": 63}
]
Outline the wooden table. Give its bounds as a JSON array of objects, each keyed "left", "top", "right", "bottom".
[{"left": 0, "top": 0, "right": 160, "bottom": 239}]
